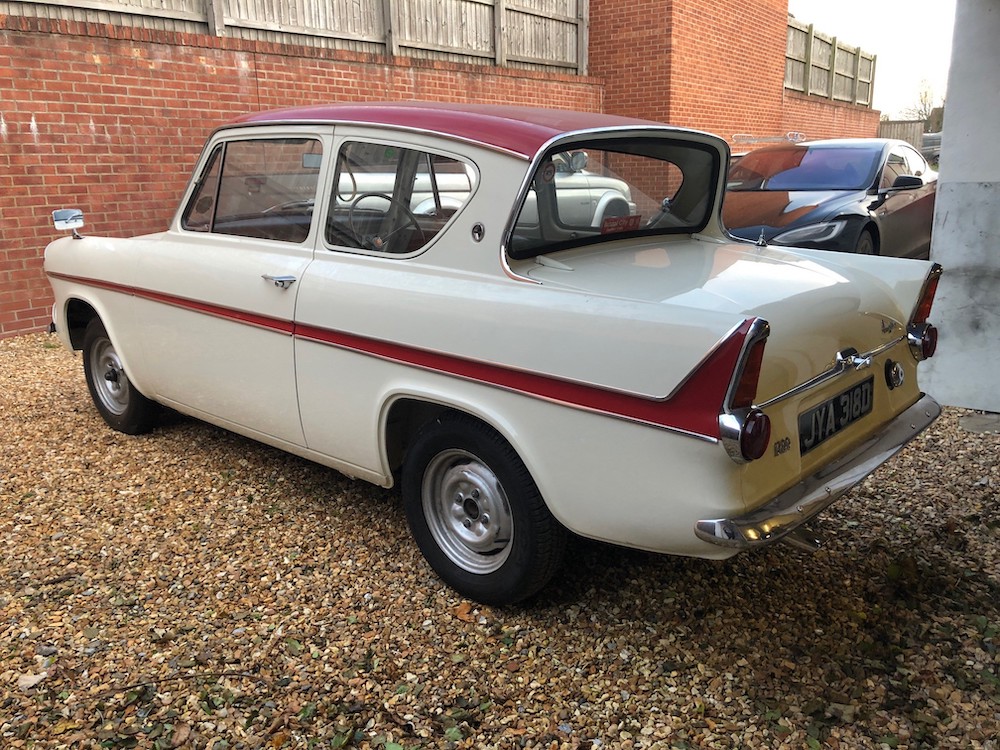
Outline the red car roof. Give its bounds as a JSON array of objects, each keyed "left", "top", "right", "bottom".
[{"left": 231, "top": 102, "right": 662, "bottom": 159}]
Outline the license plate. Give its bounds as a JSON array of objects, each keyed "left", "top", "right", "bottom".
[{"left": 798, "top": 376, "right": 874, "bottom": 454}]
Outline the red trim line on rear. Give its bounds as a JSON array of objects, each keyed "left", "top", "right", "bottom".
[{"left": 48, "top": 272, "right": 754, "bottom": 439}]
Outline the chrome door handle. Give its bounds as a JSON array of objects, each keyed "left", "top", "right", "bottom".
[{"left": 262, "top": 274, "right": 296, "bottom": 289}]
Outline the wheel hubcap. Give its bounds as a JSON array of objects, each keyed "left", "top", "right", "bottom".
[
  {"left": 423, "top": 449, "right": 513, "bottom": 574},
  {"left": 90, "top": 338, "right": 130, "bottom": 416}
]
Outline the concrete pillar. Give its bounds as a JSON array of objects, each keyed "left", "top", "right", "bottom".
[{"left": 922, "top": 0, "right": 1000, "bottom": 411}]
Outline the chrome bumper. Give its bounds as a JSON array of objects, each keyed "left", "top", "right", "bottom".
[{"left": 695, "top": 394, "right": 941, "bottom": 549}]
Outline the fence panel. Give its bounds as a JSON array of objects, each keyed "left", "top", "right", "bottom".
[
  {"left": 785, "top": 17, "right": 875, "bottom": 107},
  {"left": 7, "top": 0, "right": 588, "bottom": 72}
]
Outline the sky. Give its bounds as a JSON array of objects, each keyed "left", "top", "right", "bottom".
[{"left": 786, "top": 0, "right": 956, "bottom": 119}]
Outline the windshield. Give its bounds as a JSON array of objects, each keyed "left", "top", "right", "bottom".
[
  {"left": 507, "top": 136, "right": 719, "bottom": 259},
  {"left": 727, "top": 145, "right": 881, "bottom": 192}
]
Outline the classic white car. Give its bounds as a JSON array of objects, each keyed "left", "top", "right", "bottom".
[{"left": 45, "top": 103, "right": 943, "bottom": 604}]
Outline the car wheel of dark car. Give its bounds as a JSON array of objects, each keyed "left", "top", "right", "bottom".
[
  {"left": 82, "top": 318, "right": 157, "bottom": 435},
  {"left": 855, "top": 229, "right": 877, "bottom": 255},
  {"left": 402, "top": 413, "right": 566, "bottom": 605}
]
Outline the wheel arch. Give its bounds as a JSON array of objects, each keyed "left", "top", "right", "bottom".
[
  {"left": 59, "top": 295, "right": 153, "bottom": 400},
  {"left": 379, "top": 391, "right": 525, "bottom": 485},
  {"left": 64, "top": 297, "right": 101, "bottom": 350}
]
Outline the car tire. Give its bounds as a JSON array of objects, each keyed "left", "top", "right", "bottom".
[
  {"left": 402, "top": 414, "right": 566, "bottom": 605},
  {"left": 855, "top": 228, "right": 877, "bottom": 255},
  {"left": 82, "top": 318, "right": 157, "bottom": 435}
]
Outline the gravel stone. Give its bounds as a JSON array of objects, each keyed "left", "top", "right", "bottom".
[{"left": 2, "top": 332, "right": 998, "bottom": 748}]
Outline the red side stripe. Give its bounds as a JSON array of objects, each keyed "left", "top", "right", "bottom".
[{"left": 47, "top": 272, "right": 749, "bottom": 438}]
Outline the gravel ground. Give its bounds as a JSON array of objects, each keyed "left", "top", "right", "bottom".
[{"left": 2, "top": 332, "right": 998, "bottom": 749}]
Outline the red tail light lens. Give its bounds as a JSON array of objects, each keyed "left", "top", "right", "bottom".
[
  {"left": 912, "top": 266, "right": 942, "bottom": 325},
  {"left": 740, "top": 409, "right": 772, "bottom": 461},
  {"left": 922, "top": 324, "right": 938, "bottom": 358},
  {"left": 907, "top": 322, "right": 938, "bottom": 361},
  {"left": 732, "top": 338, "right": 766, "bottom": 409}
]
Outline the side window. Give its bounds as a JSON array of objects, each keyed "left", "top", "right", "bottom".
[
  {"left": 509, "top": 138, "right": 716, "bottom": 258},
  {"left": 182, "top": 145, "right": 222, "bottom": 232},
  {"left": 901, "top": 145, "right": 928, "bottom": 177},
  {"left": 880, "top": 149, "right": 908, "bottom": 189},
  {"left": 181, "top": 138, "right": 323, "bottom": 244},
  {"left": 326, "top": 141, "right": 475, "bottom": 254}
]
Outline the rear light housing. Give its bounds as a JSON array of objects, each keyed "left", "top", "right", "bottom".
[
  {"left": 907, "top": 263, "right": 943, "bottom": 361},
  {"left": 908, "top": 322, "right": 938, "bottom": 360},
  {"left": 719, "top": 319, "right": 772, "bottom": 463}
]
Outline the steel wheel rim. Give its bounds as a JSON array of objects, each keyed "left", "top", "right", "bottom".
[
  {"left": 422, "top": 448, "right": 513, "bottom": 574},
  {"left": 89, "top": 337, "right": 130, "bottom": 416}
]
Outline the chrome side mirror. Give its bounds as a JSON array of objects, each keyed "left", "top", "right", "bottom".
[{"left": 53, "top": 208, "right": 85, "bottom": 239}]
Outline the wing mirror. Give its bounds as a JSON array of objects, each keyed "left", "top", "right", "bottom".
[
  {"left": 52, "top": 208, "right": 85, "bottom": 239},
  {"left": 890, "top": 175, "right": 923, "bottom": 190}
]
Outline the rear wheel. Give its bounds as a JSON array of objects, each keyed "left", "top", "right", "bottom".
[
  {"left": 855, "top": 228, "right": 877, "bottom": 255},
  {"left": 82, "top": 318, "right": 156, "bottom": 434},
  {"left": 402, "top": 414, "right": 566, "bottom": 605}
]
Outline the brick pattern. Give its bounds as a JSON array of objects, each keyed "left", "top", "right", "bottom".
[{"left": 0, "top": 16, "right": 602, "bottom": 337}]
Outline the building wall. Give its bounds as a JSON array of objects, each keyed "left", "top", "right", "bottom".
[
  {"left": 0, "top": 16, "right": 603, "bottom": 337},
  {"left": 782, "top": 91, "right": 881, "bottom": 142},
  {"left": 587, "top": 0, "right": 673, "bottom": 123},
  {"left": 666, "top": 0, "right": 788, "bottom": 141}
]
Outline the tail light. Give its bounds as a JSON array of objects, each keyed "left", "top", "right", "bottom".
[
  {"left": 719, "top": 319, "right": 772, "bottom": 463},
  {"left": 908, "top": 322, "right": 938, "bottom": 360},
  {"left": 739, "top": 408, "right": 772, "bottom": 461},
  {"left": 731, "top": 337, "right": 766, "bottom": 409},
  {"left": 908, "top": 264, "right": 942, "bottom": 360},
  {"left": 911, "top": 264, "right": 942, "bottom": 325}
]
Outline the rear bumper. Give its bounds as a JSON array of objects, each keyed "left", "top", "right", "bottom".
[{"left": 695, "top": 393, "right": 941, "bottom": 549}]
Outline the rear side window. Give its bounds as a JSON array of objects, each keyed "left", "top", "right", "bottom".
[
  {"left": 325, "top": 141, "right": 476, "bottom": 255},
  {"left": 181, "top": 138, "right": 323, "bottom": 244},
  {"left": 508, "top": 137, "right": 719, "bottom": 259}
]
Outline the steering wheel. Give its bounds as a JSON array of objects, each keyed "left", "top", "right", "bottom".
[{"left": 348, "top": 192, "right": 427, "bottom": 253}]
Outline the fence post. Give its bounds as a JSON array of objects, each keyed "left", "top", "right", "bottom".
[
  {"left": 205, "top": 0, "right": 225, "bottom": 36},
  {"left": 852, "top": 46, "right": 861, "bottom": 104},
  {"left": 803, "top": 23, "right": 814, "bottom": 96},
  {"left": 577, "top": 0, "right": 589, "bottom": 76},
  {"left": 381, "top": 0, "right": 399, "bottom": 57},
  {"left": 494, "top": 0, "right": 506, "bottom": 67},
  {"left": 828, "top": 37, "right": 837, "bottom": 100}
]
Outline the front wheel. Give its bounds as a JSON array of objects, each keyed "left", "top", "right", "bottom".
[
  {"left": 855, "top": 228, "right": 877, "bottom": 255},
  {"left": 402, "top": 414, "right": 566, "bottom": 605},
  {"left": 82, "top": 318, "right": 157, "bottom": 434}
]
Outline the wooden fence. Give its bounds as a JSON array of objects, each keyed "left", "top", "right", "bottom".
[
  {"left": 5, "top": 0, "right": 588, "bottom": 73},
  {"left": 785, "top": 17, "right": 875, "bottom": 107},
  {"left": 877, "top": 120, "right": 925, "bottom": 150}
]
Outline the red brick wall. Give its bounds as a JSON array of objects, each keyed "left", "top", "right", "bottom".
[
  {"left": 0, "top": 17, "right": 602, "bottom": 337},
  {"left": 666, "top": 0, "right": 788, "bottom": 141},
  {"left": 782, "top": 91, "right": 881, "bottom": 141},
  {"left": 588, "top": 0, "right": 674, "bottom": 123},
  {"left": 587, "top": 0, "right": 879, "bottom": 147}
]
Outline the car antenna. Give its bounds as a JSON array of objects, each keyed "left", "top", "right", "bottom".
[{"left": 756, "top": 229, "right": 768, "bottom": 248}]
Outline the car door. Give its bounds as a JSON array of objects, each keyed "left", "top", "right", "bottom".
[
  {"left": 132, "top": 130, "right": 329, "bottom": 446},
  {"left": 293, "top": 134, "right": 478, "bottom": 477},
  {"left": 874, "top": 145, "right": 936, "bottom": 258}
]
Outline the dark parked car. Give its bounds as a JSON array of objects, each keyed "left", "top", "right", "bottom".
[{"left": 723, "top": 139, "right": 937, "bottom": 258}]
